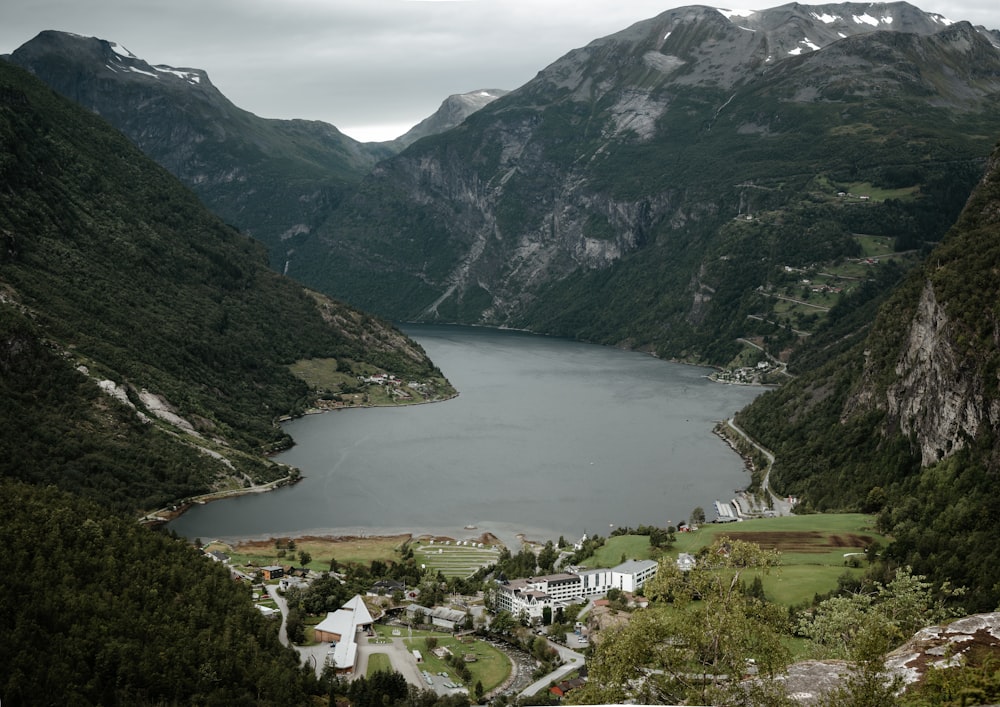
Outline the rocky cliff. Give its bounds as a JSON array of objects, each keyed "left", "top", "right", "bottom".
[{"left": 843, "top": 146, "right": 1000, "bottom": 466}]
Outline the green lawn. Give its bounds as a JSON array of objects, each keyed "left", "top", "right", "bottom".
[
  {"left": 399, "top": 633, "right": 510, "bottom": 692},
  {"left": 366, "top": 653, "right": 393, "bottom": 676},
  {"left": 578, "top": 514, "right": 885, "bottom": 607},
  {"left": 579, "top": 534, "right": 654, "bottom": 567}
]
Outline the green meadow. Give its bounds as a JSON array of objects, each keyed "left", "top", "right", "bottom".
[{"left": 581, "top": 514, "right": 885, "bottom": 607}]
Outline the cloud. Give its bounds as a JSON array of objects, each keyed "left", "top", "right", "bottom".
[{"left": 3, "top": 0, "right": 999, "bottom": 141}]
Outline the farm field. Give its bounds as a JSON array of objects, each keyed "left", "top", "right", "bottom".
[
  {"left": 672, "top": 514, "right": 884, "bottom": 606},
  {"left": 577, "top": 514, "right": 885, "bottom": 607},
  {"left": 211, "top": 534, "right": 412, "bottom": 571}
]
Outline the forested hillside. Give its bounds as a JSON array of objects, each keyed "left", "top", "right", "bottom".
[
  {"left": 0, "top": 481, "right": 323, "bottom": 705},
  {"left": 737, "top": 139, "right": 1000, "bottom": 610},
  {"left": 0, "top": 59, "right": 449, "bottom": 513}
]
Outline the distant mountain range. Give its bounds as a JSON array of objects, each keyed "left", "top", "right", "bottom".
[
  {"left": 391, "top": 88, "right": 508, "bottom": 149},
  {"left": 263, "top": 1, "right": 1000, "bottom": 362},
  {"left": 4, "top": 32, "right": 509, "bottom": 272},
  {"left": 6, "top": 0, "right": 1000, "bottom": 609}
]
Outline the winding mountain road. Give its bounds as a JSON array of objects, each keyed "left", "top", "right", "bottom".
[{"left": 726, "top": 418, "right": 794, "bottom": 516}]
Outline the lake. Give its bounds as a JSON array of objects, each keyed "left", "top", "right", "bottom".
[{"left": 168, "top": 325, "right": 764, "bottom": 546}]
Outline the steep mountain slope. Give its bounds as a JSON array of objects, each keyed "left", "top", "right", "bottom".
[
  {"left": 6, "top": 30, "right": 394, "bottom": 267},
  {"left": 285, "top": 2, "right": 1000, "bottom": 364},
  {"left": 392, "top": 88, "right": 508, "bottom": 148},
  {"left": 0, "top": 59, "right": 448, "bottom": 512},
  {"left": 736, "top": 139, "right": 1000, "bottom": 609}
]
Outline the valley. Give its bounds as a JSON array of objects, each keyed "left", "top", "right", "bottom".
[{"left": 4, "top": 1, "right": 1000, "bottom": 703}]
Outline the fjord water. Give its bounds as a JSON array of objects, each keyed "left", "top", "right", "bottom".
[{"left": 169, "top": 325, "right": 764, "bottom": 545}]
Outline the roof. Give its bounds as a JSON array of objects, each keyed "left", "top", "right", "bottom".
[
  {"left": 342, "top": 594, "right": 374, "bottom": 625},
  {"left": 314, "top": 609, "right": 355, "bottom": 641},
  {"left": 314, "top": 595, "right": 374, "bottom": 642},
  {"left": 612, "top": 558, "right": 658, "bottom": 575},
  {"left": 328, "top": 633, "right": 357, "bottom": 670}
]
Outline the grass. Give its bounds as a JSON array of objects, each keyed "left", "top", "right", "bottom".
[
  {"left": 208, "top": 534, "right": 412, "bottom": 572},
  {"left": 854, "top": 234, "right": 895, "bottom": 257},
  {"left": 580, "top": 534, "right": 654, "bottom": 568},
  {"left": 579, "top": 514, "right": 886, "bottom": 607},
  {"left": 289, "top": 357, "right": 354, "bottom": 391},
  {"left": 844, "top": 181, "right": 920, "bottom": 202},
  {"left": 366, "top": 653, "right": 393, "bottom": 676},
  {"left": 391, "top": 632, "right": 510, "bottom": 692},
  {"left": 412, "top": 540, "right": 502, "bottom": 578}
]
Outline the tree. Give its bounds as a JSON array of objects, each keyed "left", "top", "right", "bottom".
[
  {"left": 298, "top": 550, "right": 312, "bottom": 567},
  {"left": 489, "top": 610, "right": 516, "bottom": 634},
  {"left": 575, "top": 537, "right": 793, "bottom": 706},
  {"left": 285, "top": 607, "right": 306, "bottom": 644},
  {"left": 798, "top": 567, "right": 963, "bottom": 706},
  {"left": 542, "top": 606, "right": 552, "bottom": 626},
  {"left": 537, "top": 541, "right": 558, "bottom": 573},
  {"left": 690, "top": 506, "right": 707, "bottom": 525}
]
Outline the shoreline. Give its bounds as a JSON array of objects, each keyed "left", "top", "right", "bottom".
[
  {"left": 143, "top": 392, "right": 460, "bottom": 526},
  {"left": 183, "top": 520, "right": 559, "bottom": 553}
]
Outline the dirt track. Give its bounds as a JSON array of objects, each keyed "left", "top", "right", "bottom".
[{"left": 723, "top": 531, "right": 872, "bottom": 553}]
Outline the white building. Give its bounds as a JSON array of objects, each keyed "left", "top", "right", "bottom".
[
  {"left": 405, "top": 604, "right": 468, "bottom": 631},
  {"left": 494, "top": 560, "right": 659, "bottom": 621},
  {"left": 611, "top": 559, "right": 658, "bottom": 592},
  {"left": 314, "top": 594, "right": 374, "bottom": 673}
]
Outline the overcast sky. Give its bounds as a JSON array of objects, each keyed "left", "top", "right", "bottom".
[{"left": 3, "top": 0, "right": 999, "bottom": 142}]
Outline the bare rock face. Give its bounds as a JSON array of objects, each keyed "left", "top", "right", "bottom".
[
  {"left": 777, "top": 659, "right": 851, "bottom": 704},
  {"left": 885, "top": 282, "right": 1000, "bottom": 465},
  {"left": 886, "top": 612, "right": 1000, "bottom": 689},
  {"left": 779, "top": 613, "right": 1000, "bottom": 703}
]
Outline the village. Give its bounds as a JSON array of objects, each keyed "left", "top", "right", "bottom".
[{"left": 199, "top": 532, "right": 680, "bottom": 702}]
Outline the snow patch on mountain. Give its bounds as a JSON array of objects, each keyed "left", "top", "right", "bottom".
[{"left": 717, "top": 7, "right": 756, "bottom": 19}]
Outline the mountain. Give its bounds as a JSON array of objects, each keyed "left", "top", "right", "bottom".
[
  {"left": 735, "top": 139, "right": 1000, "bottom": 610},
  {"left": 392, "top": 88, "right": 508, "bottom": 148},
  {"left": 279, "top": 2, "right": 1000, "bottom": 365},
  {"left": 0, "top": 58, "right": 450, "bottom": 513},
  {"left": 5, "top": 32, "right": 510, "bottom": 272},
  {"left": 5, "top": 30, "right": 396, "bottom": 268}
]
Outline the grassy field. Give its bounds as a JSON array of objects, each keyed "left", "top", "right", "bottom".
[
  {"left": 412, "top": 540, "right": 501, "bottom": 578},
  {"left": 579, "top": 534, "right": 654, "bottom": 567},
  {"left": 672, "top": 514, "right": 884, "bottom": 606},
  {"left": 206, "top": 532, "right": 501, "bottom": 578},
  {"left": 574, "top": 514, "right": 885, "bottom": 607},
  {"left": 366, "top": 653, "right": 392, "bottom": 676},
  {"left": 207, "top": 534, "right": 413, "bottom": 572},
  {"left": 368, "top": 626, "right": 510, "bottom": 692}
]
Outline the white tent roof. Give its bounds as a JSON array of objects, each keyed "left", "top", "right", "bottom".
[{"left": 342, "top": 594, "right": 374, "bottom": 625}]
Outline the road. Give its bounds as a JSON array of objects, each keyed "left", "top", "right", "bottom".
[
  {"left": 519, "top": 636, "right": 586, "bottom": 698},
  {"left": 725, "top": 418, "right": 794, "bottom": 516}
]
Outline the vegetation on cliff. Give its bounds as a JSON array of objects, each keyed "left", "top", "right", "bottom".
[
  {"left": 737, "top": 140, "right": 1000, "bottom": 611},
  {"left": 0, "top": 59, "right": 448, "bottom": 513}
]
